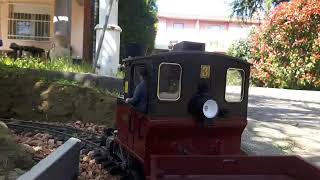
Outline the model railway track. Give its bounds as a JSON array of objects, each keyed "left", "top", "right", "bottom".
[
  {"left": 0, "top": 118, "right": 112, "bottom": 161},
  {"left": 1, "top": 118, "right": 133, "bottom": 178}
]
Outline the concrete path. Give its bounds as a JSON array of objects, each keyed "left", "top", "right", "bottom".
[{"left": 242, "top": 87, "right": 320, "bottom": 167}]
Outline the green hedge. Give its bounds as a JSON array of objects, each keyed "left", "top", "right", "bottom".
[
  {"left": 119, "top": 0, "right": 158, "bottom": 57},
  {"left": 227, "top": 38, "right": 252, "bottom": 62}
]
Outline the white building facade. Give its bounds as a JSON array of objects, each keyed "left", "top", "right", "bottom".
[{"left": 155, "top": 13, "right": 261, "bottom": 52}]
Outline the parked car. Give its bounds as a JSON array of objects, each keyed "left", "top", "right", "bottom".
[{"left": 0, "top": 38, "right": 3, "bottom": 47}]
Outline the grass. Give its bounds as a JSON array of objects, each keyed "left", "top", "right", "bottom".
[
  {"left": 0, "top": 61, "right": 120, "bottom": 98},
  {"left": 0, "top": 56, "right": 92, "bottom": 73}
]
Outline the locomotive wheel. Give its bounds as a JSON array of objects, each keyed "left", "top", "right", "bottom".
[
  {"left": 121, "top": 168, "right": 143, "bottom": 180},
  {"left": 104, "top": 129, "right": 144, "bottom": 179}
]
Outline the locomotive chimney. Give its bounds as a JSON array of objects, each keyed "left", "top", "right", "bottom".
[{"left": 172, "top": 41, "right": 206, "bottom": 52}]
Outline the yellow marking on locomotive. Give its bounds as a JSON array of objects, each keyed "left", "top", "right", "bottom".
[
  {"left": 124, "top": 81, "right": 129, "bottom": 93},
  {"left": 200, "top": 65, "right": 211, "bottom": 79}
]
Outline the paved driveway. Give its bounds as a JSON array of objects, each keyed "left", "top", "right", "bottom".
[{"left": 242, "top": 87, "right": 320, "bottom": 167}]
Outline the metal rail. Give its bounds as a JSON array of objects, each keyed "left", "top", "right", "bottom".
[
  {"left": 0, "top": 118, "right": 108, "bottom": 153},
  {"left": 2, "top": 118, "right": 101, "bottom": 138},
  {"left": 0, "top": 118, "right": 124, "bottom": 177}
]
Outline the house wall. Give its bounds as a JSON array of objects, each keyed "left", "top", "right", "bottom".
[
  {"left": 199, "top": 20, "right": 229, "bottom": 30},
  {"left": 155, "top": 16, "right": 260, "bottom": 52},
  {"left": 165, "top": 18, "right": 197, "bottom": 29},
  {"left": 0, "top": 0, "right": 55, "bottom": 52},
  {"left": 70, "top": 0, "right": 84, "bottom": 58}
]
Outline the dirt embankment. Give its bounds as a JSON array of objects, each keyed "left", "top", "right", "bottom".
[{"left": 0, "top": 66, "right": 116, "bottom": 125}]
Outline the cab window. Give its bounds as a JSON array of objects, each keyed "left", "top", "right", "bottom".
[
  {"left": 133, "top": 66, "right": 146, "bottom": 87},
  {"left": 158, "top": 63, "right": 182, "bottom": 101},
  {"left": 130, "top": 65, "right": 146, "bottom": 96},
  {"left": 225, "top": 68, "right": 245, "bottom": 102}
]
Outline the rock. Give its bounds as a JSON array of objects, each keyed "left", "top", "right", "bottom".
[
  {"left": 88, "top": 151, "right": 95, "bottom": 158},
  {"left": 89, "top": 160, "right": 96, "bottom": 165},
  {"left": 41, "top": 133, "right": 50, "bottom": 141},
  {"left": 28, "top": 139, "right": 42, "bottom": 146},
  {"left": 78, "top": 176, "right": 86, "bottom": 180},
  {"left": 48, "top": 139, "right": 55, "bottom": 147},
  {"left": 21, "top": 144, "right": 35, "bottom": 154},
  {"left": 88, "top": 170, "right": 93, "bottom": 177},
  {"left": 80, "top": 149, "right": 90, "bottom": 155},
  {"left": 24, "top": 132, "right": 33, "bottom": 137},
  {"left": 81, "top": 171, "right": 87, "bottom": 176},
  {"left": 33, "top": 146, "right": 42, "bottom": 152},
  {"left": 82, "top": 156, "right": 90, "bottom": 162},
  {"left": 0, "top": 121, "right": 8, "bottom": 129},
  {"left": 0, "top": 124, "right": 35, "bottom": 172},
  {"left": 35, "top": 154, "right": 45, "bottom": 159},
  {"left": 56, "top": 141, "right": 63, "bottom": 146},
  {"left": 93, "top": 125, "right": 99, "bottom": 131},
  {"left": 34, "top": 133, "right": 43, "bottom": 139},
  {"left": 6, "top": 168, "right": 26, "bottom": 180}
]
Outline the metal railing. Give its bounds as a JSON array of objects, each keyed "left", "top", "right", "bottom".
[{"left": 8, "top": 4, "right": 52, "bottom": 41}]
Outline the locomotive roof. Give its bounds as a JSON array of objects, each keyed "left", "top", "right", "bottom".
[{"left": 122, "top": 51, "right": 252, "bottom": 66}]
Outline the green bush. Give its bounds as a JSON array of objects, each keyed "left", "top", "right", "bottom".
[
  {"left": 227, "top": 38, "right": 252, "bottom": 61},
  {"left": 119, "top": 0, "right": 158, "bottom": 56},
  {"left": 0, "top": 56, "right": 92, "bottom": 73}
]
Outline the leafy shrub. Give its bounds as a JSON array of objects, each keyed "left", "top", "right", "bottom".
[
  {"left": 0, "top": 56, "right": 92, "bottom": 73},
  {"left": 227, "top": 38, "right": 253, "bottom": 61},
  {"left": 250, "top": 0, "right": 320, "bottom": 90},
  {"left": 119, "top": 0, "right": 158, "bottom": 56}
]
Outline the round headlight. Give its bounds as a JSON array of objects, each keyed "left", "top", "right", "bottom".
[{"left": 203, "top": 99, "right": 219, "bottom": 118}]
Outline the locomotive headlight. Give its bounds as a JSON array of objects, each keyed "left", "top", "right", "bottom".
[
  {"left": 203, "top": 99, "right": 219, "bottom": 118},
  {"left": 189, "top": 96, "right": 219, "bottom": 121}
]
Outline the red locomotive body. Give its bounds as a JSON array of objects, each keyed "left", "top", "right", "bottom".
[
  {"left": 104, "top": 43, "right": 320, "bottom": 180},
  {"left": 115, "top": 110, "right": 247, "bottom": 169}
]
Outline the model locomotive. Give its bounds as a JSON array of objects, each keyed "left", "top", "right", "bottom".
[{"left": 103, "top": 42, "right": 320, "bottom": 180}]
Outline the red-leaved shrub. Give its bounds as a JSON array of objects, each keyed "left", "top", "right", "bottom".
[{"left": 250, "top": 0, "right": 320, "bottom": 90}]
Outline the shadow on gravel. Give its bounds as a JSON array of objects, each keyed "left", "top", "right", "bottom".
[
  {"left": 244, "top": 95, "right": 320, "bottom": 167},
  {"left": 248, "top": 95, "right": 320, "bottom": 128}
]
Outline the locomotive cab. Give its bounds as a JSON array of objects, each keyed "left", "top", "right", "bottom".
[
  {"left": 121, "top": 51, "right": 250, "bottom": 120},
  {"left": 113, "top": 50, "right": 251, "bottom": 177}
]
